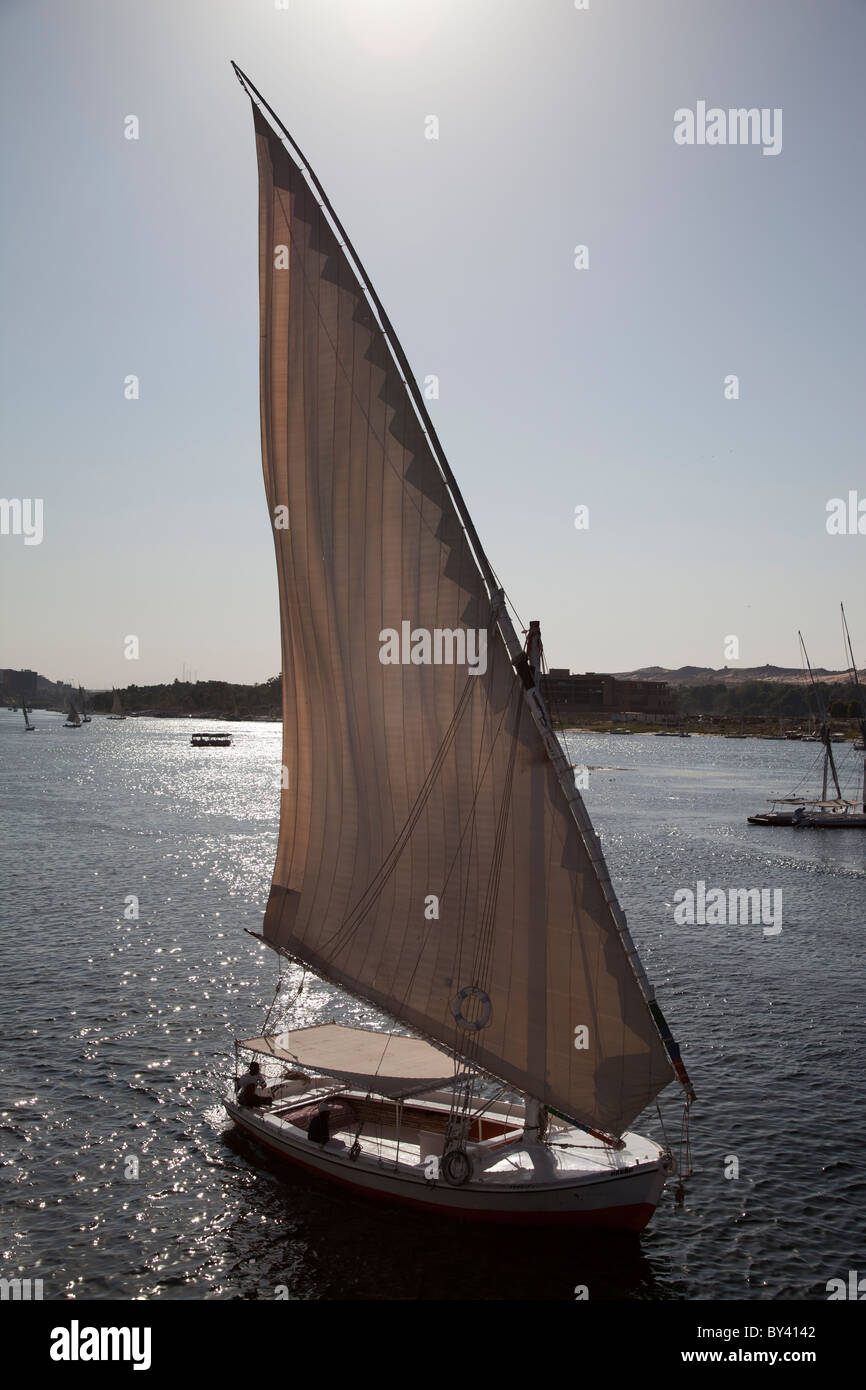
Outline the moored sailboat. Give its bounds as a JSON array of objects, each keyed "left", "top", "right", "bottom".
[
  {"left": 748, "top": 615, "right": 866, "bottom": 829},
  {"left": 224, "top": 65, "right": 696, "bottom": 1230},
  {"left": 107, "top": 688, "right": 125, "bottom": 720}
]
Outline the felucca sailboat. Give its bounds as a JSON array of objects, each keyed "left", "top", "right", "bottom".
[
  {"left": 748, "top": 612, "right": 866, "bottom": 829},
  {"left": 225, "top": 66, "right": 695, "bottom": 1229},
  {"left": 108, "top": 688, "right": 125, "bottom": 720}
]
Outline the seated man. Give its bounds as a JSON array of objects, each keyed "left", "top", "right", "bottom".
[
  {"left": 235, "top": 1060, "right": 273, "bottom": 1108},
  {"left": 307, "top": 1102, "right": 331, "bottom": 1145}
]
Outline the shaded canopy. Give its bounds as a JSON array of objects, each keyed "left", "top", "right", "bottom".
[{"left": 240, "top": 1024, "right": 458, "bottom": 1099}]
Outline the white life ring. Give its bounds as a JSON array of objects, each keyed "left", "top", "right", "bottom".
[
  {"left": 451, "top": 986, "right": 491, "bottom": 1032},
  {"left": 442, "top": 1148, "right": 472, "bottom": 1186}
]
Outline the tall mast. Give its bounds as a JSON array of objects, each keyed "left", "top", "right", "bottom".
[
  {"left": 841, "top": 604, "right": 866, "bottom": 811},
  {"left": 800, "top": 631, "right": 841, "bottom": 801}
]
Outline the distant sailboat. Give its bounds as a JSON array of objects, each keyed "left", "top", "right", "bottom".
[
  {"left": 749, "top": 616, "right": 866, "bottom": 829},
  {"left": 79, "top": 686, "right": 91, "bottom": 723},
  {"left": 222, "top": 66, "right": 695, "bottom": 1231},
  {"left": 64, "top": 699, "right": 82, "bottom": 728},
  {"left": 108, "top": 688, "right": 125, "bottom": 720},
  {"left": 23, "top": 704, "right": 35, "bottom": 732}
]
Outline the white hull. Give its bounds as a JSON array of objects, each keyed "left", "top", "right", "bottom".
[{"left": 225, "top": 1086, "right": 667, "bottom": 1231}]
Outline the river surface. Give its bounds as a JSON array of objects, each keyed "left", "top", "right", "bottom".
[{"left": 1, "top": 713, "right": 863, "bottom": 1300}]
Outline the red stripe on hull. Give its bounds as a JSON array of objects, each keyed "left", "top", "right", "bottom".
[{"left": 231, "top": 1116, "right": 657, "bottom": 1233}]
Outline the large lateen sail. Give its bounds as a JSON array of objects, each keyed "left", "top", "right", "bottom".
[{"left": 245, "top": 79, "right": 684, "bottom": 1137}]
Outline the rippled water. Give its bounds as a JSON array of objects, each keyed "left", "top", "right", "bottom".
[{"left": 1, "top": 713, "right": 863, "bottom": 1300}]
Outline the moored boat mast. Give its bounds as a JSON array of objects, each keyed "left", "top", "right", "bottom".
[
  {"left": 841, "top": 604, "right": 866, "bottom": 812},
  {"left": 799, "top": 632, "right": 841, "bottom": 801}
]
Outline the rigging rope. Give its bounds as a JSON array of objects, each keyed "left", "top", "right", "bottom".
[{"left": 262, "top": 963, "right": 306, "bottom": 1036}]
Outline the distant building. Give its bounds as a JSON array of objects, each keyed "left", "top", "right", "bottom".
[
  {"left": 1, "top": 668, "right": 37, "bottom": 696},
  {"left": 540, "top": 669, "right": 676, "bottom": 719}
]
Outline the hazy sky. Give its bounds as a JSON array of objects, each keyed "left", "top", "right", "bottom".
[{"left": 1, "top": 0, "right": 864, "bottom": 688}]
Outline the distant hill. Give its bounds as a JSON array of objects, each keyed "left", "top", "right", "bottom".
[
  {"left": 614, "top": 664, "right": 865, "bottom": 687},
  {"left": 4, "top": 665, "right": 864, "bottom": 724},
  {"left": 605, "top": 664, "right": 865, "bottom": 722}
]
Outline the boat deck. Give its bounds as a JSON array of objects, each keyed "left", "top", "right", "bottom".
[{"left": 228, "top": 1083, "right": 662, "bottom": 1189}]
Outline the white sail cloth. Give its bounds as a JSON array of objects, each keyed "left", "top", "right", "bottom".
[{"left": 252, "top": 105, "right": 674, "bottom": 1136}]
